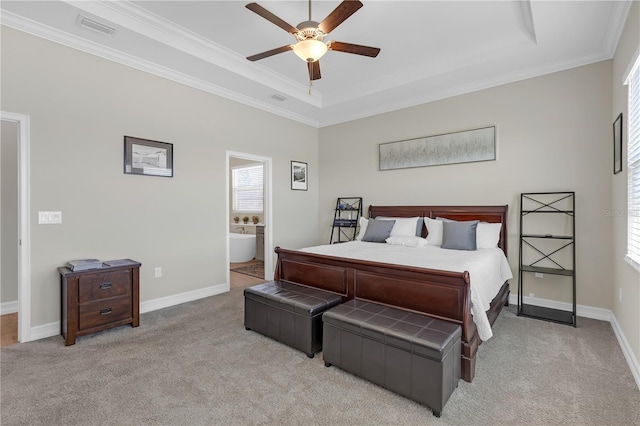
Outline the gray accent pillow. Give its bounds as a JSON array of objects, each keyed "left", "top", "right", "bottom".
[
  {"left": 441, "top": 220, "right": 479, "bottom": 251},
  {"left": 361, "top": 219, "right": 395, "bottom": 243},
  {"left": 416, "top": 217, "right": 424, "bottom": 236}
]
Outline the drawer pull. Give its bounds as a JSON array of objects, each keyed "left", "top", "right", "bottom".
[
  {"left": 99, "top": 282, "right": 112, "bottom": 290},
  {"left": 100, "top": 308, "right": 113, "bottom": 315}
]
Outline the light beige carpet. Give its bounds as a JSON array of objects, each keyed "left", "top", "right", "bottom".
[{"left": 2, "top": 284, "right": 639, "bottom": 425}]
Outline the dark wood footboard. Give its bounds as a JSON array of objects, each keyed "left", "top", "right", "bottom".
[
  {"left": 273, "top": 204, "right": 511, "bottom": 383},
  {"left": 274, "top": 246, "right": 509, "bottom": 382}
]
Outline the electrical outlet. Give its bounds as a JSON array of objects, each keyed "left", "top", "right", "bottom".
[
  {"left": 154, "top": 267, "right": 162, "bottom": 278},
  {"left": 529, "top": 293, "right": 535, "bottom": 298},
  {"left": 534, "top": 272, "right": 544, "bottom": 278}
]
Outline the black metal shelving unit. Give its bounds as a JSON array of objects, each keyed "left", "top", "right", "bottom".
[
  {"left": 330, "top": 197, "right": 362, "bottom": 244},
  {"left": 518, "top": 191, "right": 576, "bottom": 327}
]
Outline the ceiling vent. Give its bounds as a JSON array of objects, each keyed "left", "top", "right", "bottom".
[
  {"left": 76, "top": 15, "right": 116, "bottom": 37},
  {"left": 270, "top": 94, "right": 287, "bottom": 102}
]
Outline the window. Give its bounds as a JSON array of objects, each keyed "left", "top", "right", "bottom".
[
  {"left": 627, "top": 54, "right": 640, "bottom": 265},
  {"left": 232, "top": 164, "right": 263, "bottom": 213}
]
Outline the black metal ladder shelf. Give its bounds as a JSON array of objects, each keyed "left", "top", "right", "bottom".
[
  {"left": 518, "top": 191, "right": 576, "bottom": 326},
  {"left": 330, "top": 197, "right": 363, "bottom": 244}
]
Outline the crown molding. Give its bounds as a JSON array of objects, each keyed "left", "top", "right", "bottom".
[
  {"left": 60, "top": 0, "right": 322, "bottom": 107},
  {"left": 1, "top": 11, "right": 319, "bottom": 127},
  {"left": 603, "top": 0, "right": 634, "bottom": 59},
  {"left": 318, "top": 50, "right": 614, "bottom": 127}
]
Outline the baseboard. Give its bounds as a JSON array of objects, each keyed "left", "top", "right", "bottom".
[
  {"left": 610, "top": 314, "right": 640, "bottom": 389},
  {"left": 508, "top": 294, "right": 612, "bottom": 321},
  {"left": 30, "top": 321, "right": 60, "bottom": 342},
  {"left": 0, "top": 300, "right": 19, "bottom": 315},
  {"left": 26, "top": 282, "right": 230, "bottom": 342},
  {"left": 509, "top": 293, "right": 640, "bottom": 389},
  {"left": 140, "top": 282, "right": 229, "bottom": 313}
]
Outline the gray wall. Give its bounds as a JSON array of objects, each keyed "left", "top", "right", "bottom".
[
  {"left": 319, "top": 60, "right": 612, "bottom": 310},
  {"left": 1, "top": 119, "right": 19, "bottom": 304},
  {"left": 1, "top": 26, "right": 319, "bottom": 328},
  {"left": 611, "top": 0, "right": 640, "bottom": 368}
]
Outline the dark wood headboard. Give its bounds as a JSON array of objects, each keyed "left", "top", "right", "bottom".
[{"left": 368, "top": 205, "right": 508, "bottom": 255}]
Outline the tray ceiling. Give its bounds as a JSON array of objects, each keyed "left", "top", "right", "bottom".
[{"left": 0, "top": 1, "right": 632, "bottom": 127}]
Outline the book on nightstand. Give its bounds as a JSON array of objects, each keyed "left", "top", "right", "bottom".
[
  {"left": 102, "top": 259, "right": 136, "bottom": 268},
  {"left": 65, "top": 259, "right": 103, "bottom": 272}
]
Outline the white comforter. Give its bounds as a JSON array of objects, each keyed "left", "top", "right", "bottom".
[{"left": 300, "top": 241, "right": 513, "bottom": 341}]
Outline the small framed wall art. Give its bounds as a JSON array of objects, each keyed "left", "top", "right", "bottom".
[
  {"left": 291, "top": 161, "right": 308, "bottom": 191},
  {"left": 124, "top": 136, "right": 173, "bottom": 177},
  {"left": 613, "top": 113, "right": 622, "bottom": 175}
]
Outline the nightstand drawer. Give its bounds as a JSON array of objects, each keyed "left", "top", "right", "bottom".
[
  {"left": 78, "top": 270, "right": 131, "bottom": 303},
  {"left": 78, "top": 296, "right": 132, "bottom": 331}
]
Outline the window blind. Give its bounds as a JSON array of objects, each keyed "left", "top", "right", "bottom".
[
  {"left": 232, "top": 164, "right": 263, "bottom": 213},
  {"left": 627, "top": 56, "right": 640, "bottom": 264}
]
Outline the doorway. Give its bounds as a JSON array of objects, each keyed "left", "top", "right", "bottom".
[
  {"left": 0, "top": 112, "right": 31, "bottom": 344},
  {"left": 226, "top": 151, "right": 272, "bottom": 287}
]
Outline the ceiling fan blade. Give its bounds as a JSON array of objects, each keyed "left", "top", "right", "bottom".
[
  {"left": 318, "top": 0, "right": 363, "bottom": 34},
  {"left": 308, "top": 61, "right": 321, "bottom": 81},
  {"left": 329, "top": 41, "right": 380, "bottom": 57},
  {"left": 246, "top": 3, "right": 298, "bottom": 34},
  {"left": 247, "top": 45, "right": 293, "bottom": 61}
]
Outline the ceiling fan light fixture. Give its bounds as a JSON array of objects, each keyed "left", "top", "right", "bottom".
[{"left": 293, "top": 39, "right": 328, "bottom": 63}]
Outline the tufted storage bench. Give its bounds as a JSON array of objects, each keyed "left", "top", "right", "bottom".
[
  {"left": 322, "top": 299, "right": 461, "bottom": 417},
  {"left": 244, "top": 281, "right": 342, "bottom": 358}
]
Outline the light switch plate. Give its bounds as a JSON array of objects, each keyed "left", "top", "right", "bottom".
[{"left": 38, "top": 211, "right": 62, "bottom": 224}]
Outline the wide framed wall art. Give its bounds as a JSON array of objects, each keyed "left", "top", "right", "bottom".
[
  {"left": 379, "top": 126, "right": 496, "bottom": 171},
  {"left": 124, "top": 136, "right": 173, "bottom": 177}
]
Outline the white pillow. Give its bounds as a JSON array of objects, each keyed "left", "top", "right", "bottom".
[
  {"left": 476, "top": 222, "right": 502, "bottom": 249},
  {"left": 355, "top": 217, "right": 369, "bottom": 240},
  {"left": 424, "top": 217, "right": 444, "bottom": 246},
  {"left": 376, "top": 216, "right": 420, "bottom": 237},
  {"left": 385, "top": 235, "right": 428, "bottom": 248},
  {"left": 426, "top": 218, "right": 501, "bottom": 248}
]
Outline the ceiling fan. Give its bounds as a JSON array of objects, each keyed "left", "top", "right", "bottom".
[{"left": 245, "top": 0, "right": 380, "bottom": 82}]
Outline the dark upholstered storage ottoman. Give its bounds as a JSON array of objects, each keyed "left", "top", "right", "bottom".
[
  {"left": 322, "top": 300, "right": 461, "bottom": 417},
  {"left": 244, "top": 281, "right": 342, "bottom": 358}
]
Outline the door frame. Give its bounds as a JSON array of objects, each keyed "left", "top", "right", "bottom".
[
  {"left": 1, "top": 111, "right": 31, "bottom": 343},
  {"left": 226, "top": 150, "right": 273, "bottom": 282}
]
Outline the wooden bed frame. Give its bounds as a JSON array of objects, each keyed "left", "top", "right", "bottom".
[{"left": 273, "top": 205, "right": 510, "bottom": 383}]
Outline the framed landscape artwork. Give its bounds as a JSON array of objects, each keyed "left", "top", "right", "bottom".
[{"left": 124, "top": 136, "right": 173, "bottom": 177}]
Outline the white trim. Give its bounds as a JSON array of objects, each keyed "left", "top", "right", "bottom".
[
  {"left": 226, "top": 151, "right": 274, "bottom": 283},
  {"left": 59, "top": 0, "right": 320, "bottom": 107},
  {"left": 1, "top": 111, "right": 31, "bottom": 343},
  {"left": 0, "top": 11, "right": 319, "bottom": 128},
  {"left": 623, "top": 44, "right": 640, "bottom": 86},
  {"left": 625, "top": 254, "right": 640, "bottom": 273},
  {"left": 610, "top": 313, "right": 640, "bottom": 390},
  {"left": 30, "top": 321, "right": 60, "bottom": 342},
  {"left": 605, "top": 0, "right": 633, "bottom": 66},
  {"left": 509, "top": 293, "right": 611, "bottom": 321},
  {"left": 140, "top": 283, "right": 228, "bottom": 314},
  {"left": 0, "top": 300, "right": 19, "bottom": 315},
  {"left": 510, "top": 293, "right": 640, "bottom": 389},
  {"left": 27, "top": 283, "right": 231, "bottom": 341}
]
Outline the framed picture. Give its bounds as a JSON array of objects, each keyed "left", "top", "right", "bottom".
[
  {"left": 379, "top": 126, "right": 495, "bottom": 171},
  {"left": 291, "top": 161, "right": 308, "bottom": 191},
  {"left": 124, "top": 136, "right": 173, "bottom": 177},
  {"left": 614, "top": 113, "right": 623, "bottom": 175}
]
